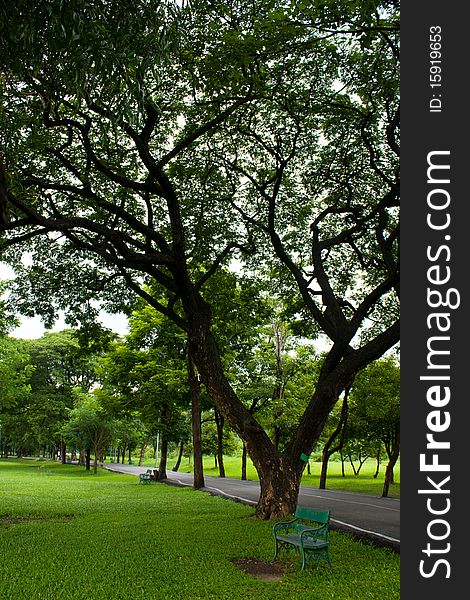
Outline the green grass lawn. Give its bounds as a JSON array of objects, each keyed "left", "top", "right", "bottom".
[
  {"left": 0, "top": 459, "right": 399, "bottom": 600},
  {"left": 142, "top": 454, "right": 400, "bottom": 498}
]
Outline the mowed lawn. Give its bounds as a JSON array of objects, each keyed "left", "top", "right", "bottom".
[{"left": 0, "top": 460, "right": 399, "bottom": 600}]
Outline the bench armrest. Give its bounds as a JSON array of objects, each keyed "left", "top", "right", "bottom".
[
  {"left": 300, "top": 523, "right": 328, "bottom": 541},
  {"left": 273, "top": 518, "right": 298, "bottom": 536}
]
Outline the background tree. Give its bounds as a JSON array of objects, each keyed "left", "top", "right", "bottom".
[
  {"left": 62, "top": 392, "right": 115, "bottom": 473},
  {"left": 23, "top": 329, "right": 105, "bottom": 460},
  {"left": 318, "top": 388, "right": 349, "bottom": 489},
  {"left": 348, "top": 356, "right": 400, "bottom": 497},
  {"left": 96, "top": 301, "right": 190, "bottom": 480},
  {"left": 201, "top": 419, "right": 238, "bottom": 472},
  {"left": 0, "top": 336, "right": 33, "bottom": 456}
]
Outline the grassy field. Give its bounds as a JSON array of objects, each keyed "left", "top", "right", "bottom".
[
  {"left": 0, "top": 459, "right": 399, "bottom": 600},
  {"left": 141, "top": 454, "right": 401, "bottom": 498}
]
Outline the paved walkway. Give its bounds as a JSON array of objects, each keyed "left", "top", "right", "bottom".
[{"left": 104, "top": 463, "right": 400, "bottom": 552}]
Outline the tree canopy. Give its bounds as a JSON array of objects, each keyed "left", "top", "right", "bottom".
[{"left": 0, "top": 0, "right": 399, "bottom": 518}]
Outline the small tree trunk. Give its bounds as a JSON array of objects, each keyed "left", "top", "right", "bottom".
[
  {"left": 319, "top": 391, "right": 349, "bottom": 489},
  {"left": 157, "top": 432, "right": 168, "bottom": 481},
  {"left": 241, "top": 443, "right": 247, "bottom": 480},
  {"left": 348, "top": 454, "right": 359, "bottom": 475},
  {"left": 214, "top": 408, "right": 225, "bottom": 478},
  {"left": 172, "top": 440, "right": 184, "bottom": 472},
  {"left": 60, "top": 439, "right": 67, "bottom": 464},
  {"left": 383, "top": 448, "right": 399, "bottom": 496},
  {"left": 138, "top": 437, "right": 150, "bottom": 467},
  {"left": 355, "top": 453, "right": 369, "bottom": 475},
  {"left": 85, "top": 449, "right": 91, "bottom": 471},
  {"left": 188, "top": 352, "right": 204, "bottom": 489},
  {"left": 382, "top": 426, "right": 400, "bottom": 497},
  {"left": 374, "top": 444, "right": 381, "bottom": 478}
]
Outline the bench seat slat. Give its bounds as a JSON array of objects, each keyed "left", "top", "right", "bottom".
[{"left": 275, "top": 534, "right": 328, "bottom": 549}]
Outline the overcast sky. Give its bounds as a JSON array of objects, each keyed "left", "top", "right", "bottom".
[{"left": 1, "top": 262, "right": 129, "bottom": 340}]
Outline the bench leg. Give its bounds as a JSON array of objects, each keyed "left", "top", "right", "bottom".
[
  {"left": 302, "top": 545, "right": 331, "bottom": 569},
  {"left": 273, "top": 537, "right": 294, "bottom": 560}
]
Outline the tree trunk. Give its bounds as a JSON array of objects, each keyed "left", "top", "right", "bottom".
[
  {"left": 188, "top": 352, "right": 205, "bottom": 489},
  {"left": 374, "top": 444, "right": 381, "bottom": 478},
  {"left": 272, "top": 322, "right": 285, "bottom": 451},
  {"left": 157, "top": 433, "right": 168, "bottom": 481},
  {"left": 355, "top": 454, "right": 369, "bottom": 475},
  {"left": 319, "top": 391, "right": 349, "bottom": 489},
  {"left": 139, "top": 436, "right": 150, "bottom": 467},
  {"left": 60, "top": 439, "right": 67, "bottom": 464},
  {"left": 157, "top": 406, "right": 169, "bottom": 481},
  {"left": 85, "top": 448, "right": 91, "bottom": 471},
  {"left": 382, "top": 425, "right": 400, "bottom": 497},
  {"left": 348, "top": 454, "right": 359, "bottom": 475},
  {"left": 241, "top": 443, "right": 247, "bottom": 480},
  {"left": 256, "top": 456, "right": 301, "bottom": 519},
  {"left": 214, "top": 408, "right": 225, "bottom": 478},
  {"left": 383, "top": 448, "right": 399, "bottom": 496},
  {"left": 172, "top": 440, "right": 184, "bottom": 472}
]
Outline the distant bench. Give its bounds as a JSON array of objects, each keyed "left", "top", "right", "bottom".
[
  {"left": 273, "top": 507, "right": 331, "bottom": 570},
  {"left": 139, "top": 469, "right": 158, "bottom": 484}
]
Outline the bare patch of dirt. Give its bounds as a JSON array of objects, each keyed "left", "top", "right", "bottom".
[{"left": 232, "top": 558, "right": 286, "bottom": 582}]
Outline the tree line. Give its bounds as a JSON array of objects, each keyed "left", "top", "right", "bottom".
[{"left": 0, "top": 292, "right": 399, "bottom": 496}]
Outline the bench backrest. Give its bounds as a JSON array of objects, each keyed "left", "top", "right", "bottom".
[{"left": 294, "top": 507, "right": 330, "bottom": 526}]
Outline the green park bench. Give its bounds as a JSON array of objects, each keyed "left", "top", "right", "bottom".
[
  {"left": 139, "top": 469, "right": 153, "bottom": 484},
  {"left": 273, "top": 507, "right": 331, "bottom": 570}
]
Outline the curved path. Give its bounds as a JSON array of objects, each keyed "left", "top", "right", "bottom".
[{"left": 104, "top": 463, "right": 400, "bottom": 552}]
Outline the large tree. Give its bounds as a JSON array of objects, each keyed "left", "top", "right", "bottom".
[{"left": 0, "top": 0, "right": 399, "bottom": 518}]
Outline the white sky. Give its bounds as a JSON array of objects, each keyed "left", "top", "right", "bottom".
[{"left": 1, "top": 262, "right": 129, "bottom": 340}]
